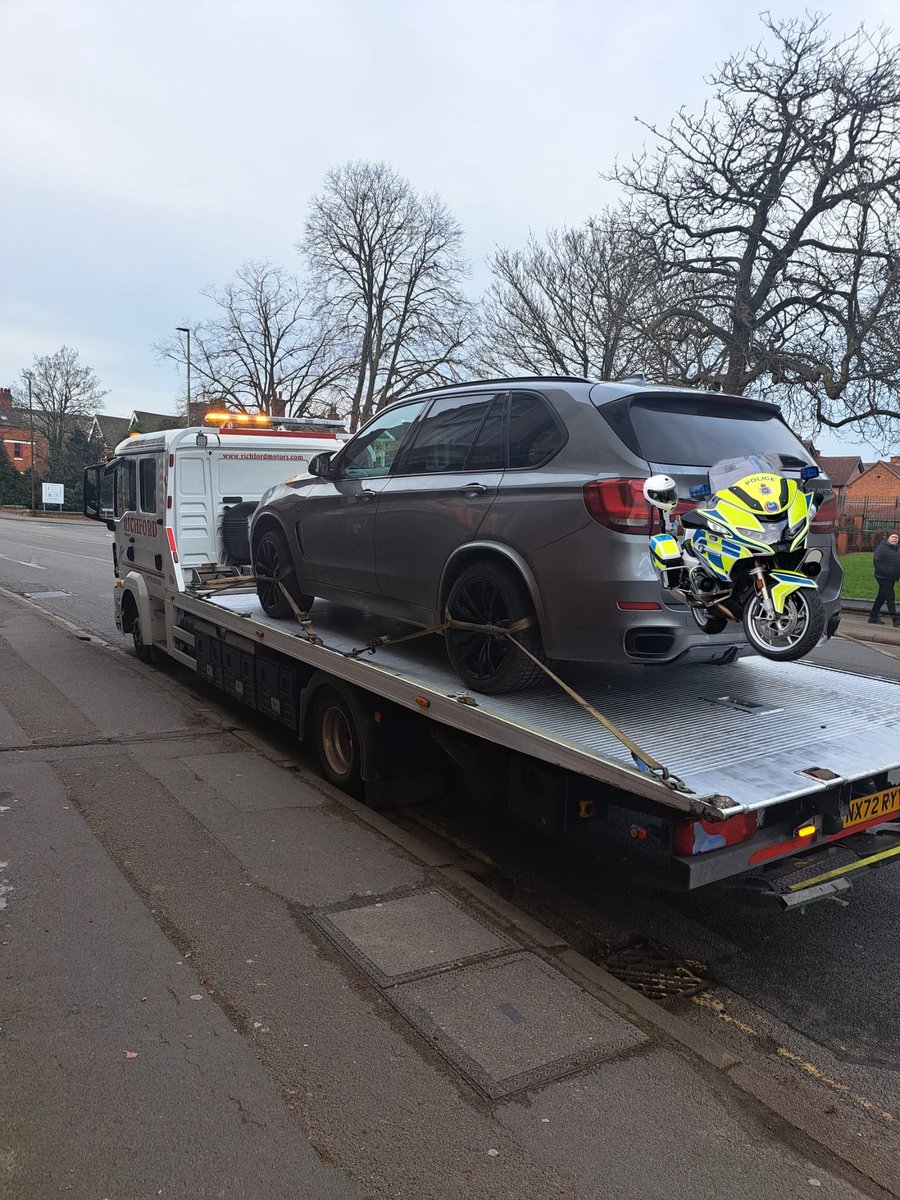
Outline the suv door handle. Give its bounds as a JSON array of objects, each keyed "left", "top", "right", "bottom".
[
  {"left": 356, "top": 489, "right": 376, "bottom": 502},
  {"left": 458, "top": 483, "right": 487, "bottom": 496}
]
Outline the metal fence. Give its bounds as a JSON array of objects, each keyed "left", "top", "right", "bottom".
[{"left": 836, "top": 496, "right": 900, "bottom": 553}]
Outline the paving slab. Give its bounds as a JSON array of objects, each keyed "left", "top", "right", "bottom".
[
  {"left": 388, "top": 951, "right": 647, "bottom": 1099},
  {"left": 312, "top": 887, "right": 515, "bottom": 984},
  {"left": 178, "top": 749, "right": 325, "bottom": 812},
  {"left": 137, "top": 747, "right": 428, "bottom": 905}
]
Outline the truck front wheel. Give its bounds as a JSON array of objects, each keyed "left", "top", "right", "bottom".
[{"left": 132, "top": 614, "right": 155, "bottom": 664}]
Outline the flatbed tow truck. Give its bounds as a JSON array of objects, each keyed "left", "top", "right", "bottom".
[{"left": 84, "top": 417, "right": 900, "bottom": 911}]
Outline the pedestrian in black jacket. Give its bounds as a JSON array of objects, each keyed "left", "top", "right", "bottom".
[{"left": 868, "top": 532, "right": 900, "bottom": 625}]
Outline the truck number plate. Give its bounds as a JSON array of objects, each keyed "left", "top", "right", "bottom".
[{"left": 843, "top": 785, "right": 900, "bottom": 829}]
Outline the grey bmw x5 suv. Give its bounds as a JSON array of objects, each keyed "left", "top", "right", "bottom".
[{"left": 251, "top": 376, "right": 841, "bottom": 693}]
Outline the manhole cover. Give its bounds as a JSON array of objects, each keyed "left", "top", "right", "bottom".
[
  {"left": 388, "top": 951, "right": 646, "bottom": 1098},
  {"left": 26, "top": 591, "right": 71, "bottom": 599},
  {"left": 604, "top": 939, "right": 708, "bottom": 999},
  {"left": 309, "top": 887, "right": 514, "bottom": 986}
]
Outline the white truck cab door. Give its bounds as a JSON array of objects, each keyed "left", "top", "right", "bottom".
[{"left": 116, "top": 454, "right": 164, "bottom": 579}]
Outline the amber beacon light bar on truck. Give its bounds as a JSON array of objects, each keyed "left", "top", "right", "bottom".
[{"left": 202, "top": 412, "right": 346, "bottom": 438}]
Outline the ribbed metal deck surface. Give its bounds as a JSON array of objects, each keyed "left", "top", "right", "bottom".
[{"left": 206, "top": 593, "right": 900, "bottom": 811}]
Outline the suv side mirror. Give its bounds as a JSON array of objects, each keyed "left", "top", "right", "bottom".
[{"left": 308, "top": 451, "right": 335, "bottom": 478}]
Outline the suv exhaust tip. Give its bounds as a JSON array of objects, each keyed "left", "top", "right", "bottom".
[{"left": 624, "top": 629, "right": 676, "bottom": 658}]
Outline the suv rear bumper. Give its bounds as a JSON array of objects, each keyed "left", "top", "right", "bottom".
[{"left": 537, "top": 569, "right": 841, "bottom": 664}]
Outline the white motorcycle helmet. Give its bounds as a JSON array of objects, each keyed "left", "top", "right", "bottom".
[{"left": 642, "top": 474, "right": 679, "bottom": 512}]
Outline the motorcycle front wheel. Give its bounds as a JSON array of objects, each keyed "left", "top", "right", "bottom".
[{"left": 742, "top": 589, "right": 826, "bottom": 661}]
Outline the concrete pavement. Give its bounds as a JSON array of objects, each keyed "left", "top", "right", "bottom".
[
  {"left": 839, "top": 610, "right": 900, "bottom": 648},
  {"left": 0, "top": 589, "right": 896, "bottom": 1199}
]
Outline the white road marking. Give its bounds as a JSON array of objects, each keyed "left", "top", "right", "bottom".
[
  {"left": 0, "top": 553, "right": 48, "bottom": 570},
  {"left": 0, "top": 543, "right": 108, "bottom": 563}
]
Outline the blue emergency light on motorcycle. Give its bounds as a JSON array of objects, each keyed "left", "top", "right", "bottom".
[
  {"left": 800, "top": 465, "right": 819, "bottom": 480},
  {"left": 690, "top": 483, "right": 712, "bottom": 499}
]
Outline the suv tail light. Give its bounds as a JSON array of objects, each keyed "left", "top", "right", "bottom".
[
  {"left": 810, "top": 495, "right": 837, "bottom": 534},
  {"left": 583, "top": 479, "right": 652, "bottom": 534},
  {"left": 674, "top": 811, "right": 759, "bottom": 856}
]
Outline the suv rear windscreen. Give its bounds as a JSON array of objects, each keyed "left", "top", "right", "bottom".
[{"left": 600, "top": 393, "right": 810, "bottom": 467}]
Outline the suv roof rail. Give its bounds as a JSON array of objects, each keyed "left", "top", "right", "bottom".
[{"left": 410, "top": 374, "right": 594, "bottom": 396}]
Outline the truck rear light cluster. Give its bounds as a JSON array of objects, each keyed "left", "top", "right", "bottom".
[
  {"left": 582, "top": 479, "right": 652, "bottom": 534},
  {"left": 674, "top": 811, "right": 759, "bottom": 856},
  {"left": 810, "top": 495, "right": 837, "bottom": 534}
]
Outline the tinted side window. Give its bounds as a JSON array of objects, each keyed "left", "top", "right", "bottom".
[
  {"left": 340, "top": 401, "right": 426, "bottom": 479},
  {"left": 400, "top": 394, "right": 493, "bottom": 474},
  {"left": 508, "top": 393, "right": 565, "bottom": 469},
  {"left": 139, "top": 458, "right": 157, "bottom": 513},
  {"left": 115, "top": 460, "right": 136, "bottom": 516},
  {"left": 465, "top": 396, "right": 505, "bottom": 470}
]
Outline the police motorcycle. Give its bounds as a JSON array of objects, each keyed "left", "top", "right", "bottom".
[{"left": 643, "top": 453, "right": 827, "bottom": 662}]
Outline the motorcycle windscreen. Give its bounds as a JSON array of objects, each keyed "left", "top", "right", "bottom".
[{"left": 707, "top": 452, "right": 785, "bottom": 493}]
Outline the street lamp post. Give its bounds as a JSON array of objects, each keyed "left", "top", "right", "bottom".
[
  {"left": 176, "top": 327, "right": 192, "bottom": 426},
  {"left": 26, "top": 372, "right": 36, "bottom": 515}
]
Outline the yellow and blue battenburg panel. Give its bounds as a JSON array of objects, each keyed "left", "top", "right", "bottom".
[
  {"left": 649, "top": 533, "right": 684, "bottom": 588},
  {"left": 649, "top": 533, "right": 682, "bottom": 566},
  {"left": 768, "top": 570, "right": 818, "bottom": 613},
  {"left": 684, "top": 529, "right": 753, "bottom": 579}
]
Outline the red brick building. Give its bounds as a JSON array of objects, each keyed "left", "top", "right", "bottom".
[
  {"left": 0, "top": 387, "right": 47, "bottom": 473},
  {"left": 814, "top": 454, "right": 864, "bottom": 497},
  {"left": 836, "top": 458, "right": 900, "bottom": 553}
]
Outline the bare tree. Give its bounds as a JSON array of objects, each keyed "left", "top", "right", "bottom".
[
  {"left": 480, "top": 211, "right": 660, "bottom": 379},
  {"left": 612, "top": 14, "right": 900, "bottom": 444},
  {"left": 156, "top": 261, "right": 345, "bottom": 419},
  {"left": 17, "top": 346, "right": 107, "bottom": 475},
  {"left": 301, "top": 161, "right": 476, "bottom": 430}
]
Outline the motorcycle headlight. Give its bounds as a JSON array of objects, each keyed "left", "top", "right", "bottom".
[{"left": 738, "top": 522, "right": 785, "bottom": 544}]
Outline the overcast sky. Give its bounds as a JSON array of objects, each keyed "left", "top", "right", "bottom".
[{"left": 2, "top": 0, "right": 896, "bottom": 454}]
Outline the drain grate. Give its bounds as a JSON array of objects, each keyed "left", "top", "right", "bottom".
[{"left": 604, "top": 938, "right": 709, "bottom": 1000}]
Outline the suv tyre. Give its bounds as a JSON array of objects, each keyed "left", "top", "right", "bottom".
[
  {"left": 445, "top": 560, "right": 546, "bottom": 694},
  {"left": 253, "top": 528, "right": 314, "bottom": 619}
]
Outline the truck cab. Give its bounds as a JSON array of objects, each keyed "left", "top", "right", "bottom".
[{"left": 84, "top": 414, "right": 345, "bottom": 658}]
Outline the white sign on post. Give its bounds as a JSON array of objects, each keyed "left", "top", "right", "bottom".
[{"left": 42, "top": 482, "right": 64, "bottom": 506}]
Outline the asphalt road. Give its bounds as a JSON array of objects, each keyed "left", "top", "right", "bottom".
[
  {"left": 0, "top": 515, "right": 119, "bottom": 641},
  {"left": 2, "top": 513, "right": 899, "bottom": 1145}
]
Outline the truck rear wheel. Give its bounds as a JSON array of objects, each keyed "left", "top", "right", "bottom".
[{"left": 311, "top": 687, "right": 363, "bottom": 798}]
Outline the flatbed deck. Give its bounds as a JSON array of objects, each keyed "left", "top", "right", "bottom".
[{"left": 184, "top": 591, "right": 900, "bottom": 818}]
